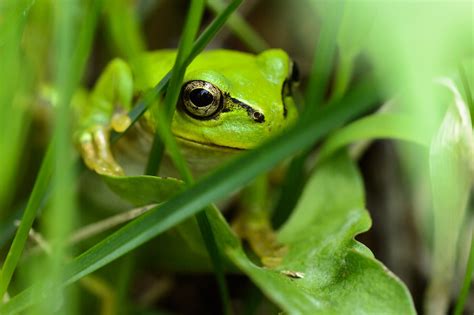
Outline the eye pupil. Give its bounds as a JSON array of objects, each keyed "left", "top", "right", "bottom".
[{"left": 190, "top": 88, "right": 214, "bottom": 107}]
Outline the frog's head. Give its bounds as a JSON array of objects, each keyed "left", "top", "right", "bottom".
[{"left": 171, "top": 49, "right": 299, "bottom": 151}]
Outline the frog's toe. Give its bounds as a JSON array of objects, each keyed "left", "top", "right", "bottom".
[
  {"left": 92, "top": 128, "right": 124, "bottom": 176},
  {"left": 77, "top": 127, "right": 124, "bottom": 176},
  {"left": 111, "top": 112, "right": 132, "bottom": 133},
  {"left": 102, "top": 161, "right": 125, "bottom": 176},
  {"left": 92, "top": 158, "right": 124, "bottom": 176},
  {"left": 232, "top": 215, "right": 288, "bottom": 268}
]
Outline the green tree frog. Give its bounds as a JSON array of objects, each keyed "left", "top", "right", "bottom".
[{"left": 74, "top": 49, "right": 299, "bottom": 176}]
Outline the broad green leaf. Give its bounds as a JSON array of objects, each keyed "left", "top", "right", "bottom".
[
  {"left": 104, "top": 154, "right": 415, "bottom": 314},
  {"left": 102, "top": 175, "right": 184, "bottom": 206},
  {"left": 104, "top": 174, "right": 208, "bottom": 256},
  {"left": 250, "top": 154, "right": 414, "bottom": 314}
]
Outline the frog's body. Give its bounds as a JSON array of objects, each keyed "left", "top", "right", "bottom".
[
  {"left": 73, "top": 49, "right": 299, "bottom": 268},
  {"left": 75, "top": 49, "right": 298, "bottom": 176}
]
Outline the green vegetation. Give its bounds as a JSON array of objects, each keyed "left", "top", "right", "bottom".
[{"left": 0, "top": 0, "right": 472, "bottom": 314}]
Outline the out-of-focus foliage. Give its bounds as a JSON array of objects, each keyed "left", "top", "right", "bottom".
[
  {"left": 426, "top": 79, "right": 473, "bottom": 315},
  {"left": 0, "top": 1, "right": 35, "bottom": 215}
]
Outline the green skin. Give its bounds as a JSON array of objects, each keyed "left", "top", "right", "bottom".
[{"left": 75, "top": 49, "right": 298, "bottom": 176}]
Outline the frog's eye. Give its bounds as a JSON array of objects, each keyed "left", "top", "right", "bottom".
[{"left": 182, "top": 80, "right": 222, "bottom": 119}]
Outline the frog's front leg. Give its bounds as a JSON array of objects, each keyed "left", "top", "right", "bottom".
[
  {"left": 75, "top": 58, "right": 133, "bottom": 176},
  {"left": 232, "top": 175, "right": 288, "bottom": 268}
]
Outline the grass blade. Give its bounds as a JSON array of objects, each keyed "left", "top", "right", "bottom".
[
  {"left": 32, "top": 1, "right": 103, "bottom": 312},
  {"left": 29, "top": 2, "right": 80, "bottom": 312},
  {"left": 0, "top": 145, "right": 53, "bottom": 299},
  {"left": 195, "top": 211, "right": 232, "bottom": 314},
  {"left": 459, "top": 63, "right": 473, "bottom": 122},
  {"left": 70, "top": 0, "right": 104, "bottom": 91},
  {"left": 0, "top": 0, "right": 35, "bottom": 215},
  {"left": 185, "top": 0, "right": 243, "bottom": 65},
  {"left": 206, "top": 0, "right": 269, "bottom": 53},
  {"left": 272, "top": 0, "right": 346, "bottom": 228},
  {"left": 0, "top": 0, "right": 102, "bottom": 305},
  {"left": 145, "top": 0, "right": 205, "bottom": 176},
  {"left": 143, "top": 1, "right": 232, "bottom": 313},
  {"left": 0, "top": 209, "right": 24, "bottom": 249},
  {"left": 110, "top": 0, "right": 244, "bottom": 144},
  {"left": 105, "top": 0, "right": 147, "bottom": 59},
  {"left": 271, "top": 155, "right": 307, "bottom": 228},
  {"left": 453, "top": 228, "right": 474, "bottom": 315},
  {"left": 305, "top": 0, "right": 345, "bottom": 110}
]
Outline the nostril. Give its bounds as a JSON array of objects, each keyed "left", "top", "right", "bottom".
[{"left": 252, "top": 111, "right": 265, "bottom": 123}]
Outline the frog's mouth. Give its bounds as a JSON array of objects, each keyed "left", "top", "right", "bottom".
[{"left": 175, "top": 135, "right": 245, "bottom": 152}]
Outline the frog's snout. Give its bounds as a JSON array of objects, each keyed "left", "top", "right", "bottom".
[{"left": 251, "top": 111, "right": 265, "bottom": 123}]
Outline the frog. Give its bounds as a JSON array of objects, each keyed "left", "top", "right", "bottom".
[
  {"left": 73, "top": 48, "right": 299, "bottom": 267},
  {"left": 74, "top": 49, "right": 299, "bottom": 177}
]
